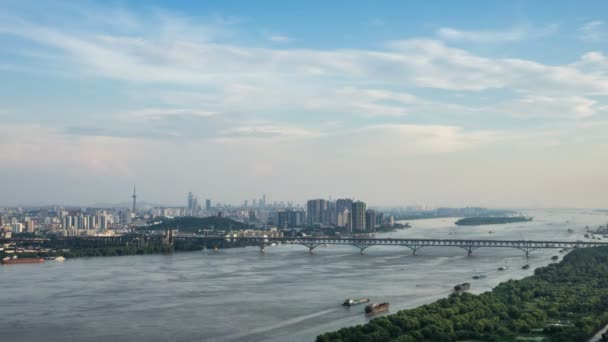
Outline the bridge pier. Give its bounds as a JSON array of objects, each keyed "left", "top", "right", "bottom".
[
  {"left": 404, "top": 245, "right": 423, "bottom": 256},
  {"left": 517, "top": 246, "right": 536, "bottom": 257},
  {"left": 301, "top": 243, "right": 320, "bottom": 254},
  {"left": 353, "top": 244, "right": 370, "bottom": 254},
  {"left": 461, "top": 246, "right": 478, "bottom": 256}
]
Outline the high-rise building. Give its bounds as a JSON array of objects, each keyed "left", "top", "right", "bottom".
[
  {"left": 336, "top": 198, "right": 353, "bottom": 214},
  {"left": 187, "top": 192, "right": 194, "bottom": 214},
  {"left": 132, "top": 186, "right": 137, "bottom": 214},
  {"left": 337, "top": 208, "right": 350, "bottom": 229},
  {"left": 206, "top": 199, "right": 211, "bottom": 211},
  {"left": 307, "top": 199, "right": 328, "bottom": 225},
  {"left": 376, "top": 212, "right": 384, "bottom": 227},
  {"left": 277, "top": 210, "right": 306, "bottom": 228},
  {"left": 26, "top": 220, "right": 35, "bottom": 233},
  {"left": 365, "top": 209, "right": 376, "bottom": 230},
  {"left": 351, "top": 201, "right": 366, "bottom": 231}
]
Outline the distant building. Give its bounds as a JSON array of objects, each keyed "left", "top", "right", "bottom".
[
  {"left": 307, "top": 199, "right": 328, "bottom": 225},
  {"left": 376, "top": 213, "right": 384, "bottom": 227},
  {"left": 337, "top": 208, "right": 350, "bottom": 229},
  {"left": 206, "top": 199, "right": 211, "bottom": 211},
  {"left": 351, "top": 201, "right": 367, "bottom": 231},
  {"left": 365, "top": 209, "right": 376, "bottom": 230},
  {"left": 277, "top": 210, "right": 306, "bottom": 228},
  {"left": 26, "top": 220, "right": 35, "bottom": 233}
]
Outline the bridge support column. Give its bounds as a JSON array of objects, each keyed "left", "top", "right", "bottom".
[
  {"left": 353, "top": 244, "right": 370, "bottom": 254},
  {"left": 302, "top": 243, "right": 319, "bottom": 254},
  {"left": 404, "top": 245, "right": 423, "bottom": 256},
  {"left": 461, "top": 246, "right": 478, "bottom": 256},
  {"left": 517, "top": 246, "right": 536, "bottom": 258}
]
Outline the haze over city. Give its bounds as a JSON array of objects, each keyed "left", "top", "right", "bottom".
[{"left": 1, "top": 0, "right": 608, "bottom": 207}]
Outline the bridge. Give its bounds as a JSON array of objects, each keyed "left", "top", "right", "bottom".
[{"left": 197, "top": 236, "right": 608, "bottom": 256}]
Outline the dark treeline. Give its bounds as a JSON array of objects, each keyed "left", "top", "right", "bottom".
[
  {"left": 140, "top": 216, "right": 249, "bottom": 233},
  {"left": 317, "top": 247, "right": 608, "bottom": 342},
  {"left": 1, "top": 236, "right": 256, "bottom": 259},
  {"left": 455, "top": 216, "right": 533, "bottom": 226}
]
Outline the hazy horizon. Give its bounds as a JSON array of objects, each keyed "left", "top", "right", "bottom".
[{"left": 1, "top": 1, "right": 608, "bottom": 208}]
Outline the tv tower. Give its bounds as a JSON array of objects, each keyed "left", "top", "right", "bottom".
[{"left": 132, "top": 185, "right": 137, "bottom": 213}]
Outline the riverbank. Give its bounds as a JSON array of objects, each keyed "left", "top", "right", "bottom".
[{"left": 317, "top": 246, "right": 608, "bottom": 341}]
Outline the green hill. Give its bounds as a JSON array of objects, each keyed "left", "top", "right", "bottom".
[{"left": 140, "top": 216, "right": 249, "bottom": 233}]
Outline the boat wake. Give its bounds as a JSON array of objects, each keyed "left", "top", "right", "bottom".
[{"left": 224, "top": 307, "right": 339, "bottom": 340}]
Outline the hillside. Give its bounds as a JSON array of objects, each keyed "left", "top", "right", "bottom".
[{"left": 140, "top": 216, "right": 249, "bottom": 233}]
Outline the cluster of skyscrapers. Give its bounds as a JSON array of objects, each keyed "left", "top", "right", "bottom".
[{"left": 274, "top": 199, "right": 385, "bottom": 231}]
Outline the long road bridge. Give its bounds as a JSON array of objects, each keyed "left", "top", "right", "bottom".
[{"left": 176, "top": 236, "right": 608, "bottom": 256}]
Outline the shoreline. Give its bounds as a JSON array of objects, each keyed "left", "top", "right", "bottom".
[{"left": 317, "top": 246, "right": 608, "bottom": 341}]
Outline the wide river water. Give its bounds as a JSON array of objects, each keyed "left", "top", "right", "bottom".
[{"left": 2, "top": 209, "right": 607, "bottom": 342}]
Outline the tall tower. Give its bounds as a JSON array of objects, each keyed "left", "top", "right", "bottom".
[{"left": 132, "top": 185, "right": 137, "bottom": 214}]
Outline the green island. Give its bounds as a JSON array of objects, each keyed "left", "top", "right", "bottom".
[
  {"left": 317, "top": 246, "right": 608, "bottom": 342},
  {"left": 455, "top": 216, "right": 532, "bottom": 226}
]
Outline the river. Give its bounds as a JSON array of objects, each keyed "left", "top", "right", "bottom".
[{"left": 1, "top": 209, "right": 607, "bottom": 341}]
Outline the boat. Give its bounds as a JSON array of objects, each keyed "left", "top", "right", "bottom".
[
  {"left": 365, "top": 302, "right": 389, "bottom": 314},
  {"left": 498, "top": 266, "right": 509, "bottom": 271},
  {"left": 343, "top": 298, "right": 370, "bottom": 306},
  {"left": 568, "top": 229, "right": 574, "bottom": 233},
  {"left": 522, "top": 264, "right": 530, "bottom": 269},
  {"left": 472, "top": 274, "right": 487, "bottom": 280},
  {"left": 2, "top": 257, "right": 45, "bottom": 265},
  {"left": 551, "top": 255, "right": 559, "bottom": 260},
  {"left": 213, "top": 247, "right": 219, "bottom": 252},
  {"left": 54, "top": 256, "right": 66, "bottom": 261},
  {"left": 584, "top": 234, "right": 590, "bottom": 238},
  {"left": 453, "top": 283, "right": 470, "bottom": 294}
]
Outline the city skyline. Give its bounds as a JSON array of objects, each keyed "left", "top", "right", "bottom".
[{"left": 2, "top": 1, "right": 608, "bottom": 208}]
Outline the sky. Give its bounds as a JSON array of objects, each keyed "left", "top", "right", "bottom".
[{"left": 1, "top": 0, "right": 608, "bottom": 208}]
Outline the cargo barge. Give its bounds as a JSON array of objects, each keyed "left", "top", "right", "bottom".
[
  {"left": 2, "top": 257, "right": 45, "bottom": 265},
  {"left": 365, "top": 302, "right": 389, "bottom": 315}
]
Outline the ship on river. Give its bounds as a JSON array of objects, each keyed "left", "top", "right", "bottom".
[
  {"left": 343, "top": 298, "right": 370, "bottom": 306},
  {"left": 2, "top": 257, "right": 45, "bottom": 265},
  {"left": 365, "top": 303, "right": 389, "bottom": 314}
]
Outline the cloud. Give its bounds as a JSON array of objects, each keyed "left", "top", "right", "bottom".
[
  {"left": 351, "top": 124, "right": 501, "bottom": 154},
  {"left": 579, "top": 21, "right": 604, "bottom": 41},
  {"left": 269, "top": 35, "right": 290, "bottom": 43},
  {"left": 437, "top": 24, "right": 557, "bottom": 42},
  {"left": 217, "top": 122, "right": 322, "bottom": 143},
  {"left": 126, "top": 108, "right": 219, "bottom": 120},
  {"left": 488, "top": 95, "right": 599, "bottom": 119}
]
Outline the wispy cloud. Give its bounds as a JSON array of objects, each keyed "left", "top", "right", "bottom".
[
  {"left": 269, "top": 35, "right": 290, "bottom": 43},
  {"left": 579, "top": 20, "right": 605, "bottom": 41},
  {"left": 437, "top": 24, "right": 557, "bottom": 42}
]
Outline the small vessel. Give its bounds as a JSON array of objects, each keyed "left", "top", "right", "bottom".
[
  {"left": 472, "top": 274, "right": 487, "bottom": 280},
  {"left": 522, "top": 264, "right": 530, "bottom": 270},
  {"left": 343, "top": 298, "right": 370, "bottom": 306},
  {"left": 551, "top": 255, "right": 559, "bottom": 260},
  {"left": 54, "top": 256, "right": 66, "bottom": 261},
  {"left": 2, "top": 257, "right": 45, "bottom": 265},
  {"left": 365, "top": 303, "right": 389, "bottom": 315},
  {"left": 453, "top": 283, "right": 470, "bottom": 294},
  {"left": 213, "top": 247, "right": 219, "bottom": 252},
  {"left": 498, "top": 266, "right": 509, "bottom": 271},
  {"left": 567, "top": 229, "right": 574, "bottom": 233},
  {"left": 584, "top": 234, "right": 590, "bottom": 238}
]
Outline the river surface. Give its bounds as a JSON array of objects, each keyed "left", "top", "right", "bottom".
[{"left": 1, "top": 209, "right": 607, "bottom": 342}]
